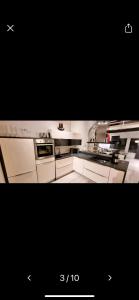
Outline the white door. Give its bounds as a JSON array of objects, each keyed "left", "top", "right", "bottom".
[
  {"left": 8, "top": 170, "right": 38, "bottom": 183},
  {"left": 1, "top": 138, "right": 36, "bottom": 177},
  {"left": 37, "top": 161, "right": 55, "bottom": 183},
  {"left": 0, "top": 162, "right": 5, "bottom": 183}
]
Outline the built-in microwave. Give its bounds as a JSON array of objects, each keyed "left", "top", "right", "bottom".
[{"left": 34, "top": 139, "right": 54, "bottom": 159}]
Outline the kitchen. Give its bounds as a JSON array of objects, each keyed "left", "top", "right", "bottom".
[{"left": 0, "top": 120, "right": 139, "bottom": 183}]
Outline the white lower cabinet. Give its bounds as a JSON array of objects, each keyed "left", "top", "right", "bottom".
[
  {"left": 83, "top": 169, "right": 108, "bottom": 183},
  {"left": 83, "top": 160, "right": 110, "bottom": 183},
  {"left": 37, "top": 161, "right": 55, "bottom": 183},
  {"left": 108, "top": 168, "right": 125, "bottom": 183},
  {"left": 84, "top": 160, "right": 110, "bottom": 177},
  {"left": 56, "top": 157, "right": 73, "bottom": 168},
  {"left": 56, "top": 164, "right": 73, "bottom": 179},
  {"left": 73, "top": 157, "right": 84, "bottom": 175},
  {"left": 56, "top": 157, "right": 73, "bottom": 179},
  {"left": 8, "top": 170, "right": 37, "bottom": 183},
  {"left": 55, "top": 155, "right": 125, "bottom": 183}
]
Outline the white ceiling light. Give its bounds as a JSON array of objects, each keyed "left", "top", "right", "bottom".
[{"left": 135, "top": 140, "right": 139, "bottom": 143}]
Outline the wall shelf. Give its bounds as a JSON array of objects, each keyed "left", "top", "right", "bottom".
[{"left": 87, "top": 141, "right": 119, "bottom": 144}]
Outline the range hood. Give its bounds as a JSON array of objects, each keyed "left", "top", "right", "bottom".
[
  {"left": 88, "top": 121, "right": 109, "bottom": 143},
  {"left": 50, "top": 129, "right": 81, "bottom": 140},
  {"left": 95, "top": 123, "right": 108, "bottom": 142}
]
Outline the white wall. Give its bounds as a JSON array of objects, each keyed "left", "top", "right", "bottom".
[
  {"left": 0, "top": 121, "right": 71, "bottom": 137},
  {"left": 0, "top": 120, "right": 91, "bottom": 145},
  {"left": 70, "top": 121, "right": 90, "bottom": 150}
]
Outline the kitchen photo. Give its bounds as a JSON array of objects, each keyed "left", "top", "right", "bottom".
[{"left": 0, "top": 120, "right": 139, "bottom": 184}]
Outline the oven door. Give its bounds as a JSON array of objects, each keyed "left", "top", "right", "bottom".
[{"left": 36, "top": 144, "right": 54, "bottom": 159}]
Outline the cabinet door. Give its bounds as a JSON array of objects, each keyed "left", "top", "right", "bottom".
[
  {"left": 108, "top": 168, "right": 125, "bottom": 183},
  {"left": 1, "top": 138, "right": 36, "bottom": 177},
  {"left": 8, "top": 170, "right": 37, "bottom": 183},
  {"left": 83, "top": 168, "right": 108, "bottom": 183},
  {"left": 73, "top": 157, "right": 83, "bottom": 174},
  {"left": 56, "top": 157, "right": 73, "bottom": 168},
  {"left": 51, "top": 130, "right": 72, "bottom": 139},
  {"left": 56, "top": 164, "right": 73, "bottom": 179},
  {"left": 37, "top": 161, "right": 55, "bottom": 183},
  {"left": 84, "top": 160, "right": 110, "bottom": 177}
]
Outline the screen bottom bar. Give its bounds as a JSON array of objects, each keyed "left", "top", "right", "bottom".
[{"left": 44, "top": 296, "right": 95, "bottom": 298}]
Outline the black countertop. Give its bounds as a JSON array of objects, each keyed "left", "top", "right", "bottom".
[{"left": 55, "top": 151, "right": 129, "bottom": 173}]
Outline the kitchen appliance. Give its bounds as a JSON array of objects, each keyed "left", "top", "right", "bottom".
[
  {"left": 111, "top": 152, "right": 119, "bottom": 164},
  {"left": 34, "top": 138, "right": 54, "bottom": 160},
  {"left": 0, "top": 138, "right": 37, "bottom": 183},
  {"left": 70, "top": 148, "right": 79, "bottom": 154},
  {"left": 95, "top": 123, "right": 108, "bottom": 142},
  {"left": 88, "top": 122, "right": 108, "bottom": 143}
]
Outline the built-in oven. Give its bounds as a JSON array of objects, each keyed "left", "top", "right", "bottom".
[{"left": 34, "top": 139, "right": 54, "bottom": 159}]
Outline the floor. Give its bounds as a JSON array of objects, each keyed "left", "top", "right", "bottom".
[
  {"left": 53, "top": 171, "right": 94, "bottom": 183},
  {"left": 124, "top": 158, "right": 139, "bottom": 183}
]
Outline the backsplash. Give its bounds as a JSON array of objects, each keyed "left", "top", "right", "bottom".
[
  {"left": 55, "top": 147, "right": 70, "bottom": 155},
  {"left": 55, "top": 146, "right": 79, "bottom": 155}
]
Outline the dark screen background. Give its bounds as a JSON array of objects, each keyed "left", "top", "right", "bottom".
[{"left": 0, "top": 1, "right": 138, "bottom": 299}]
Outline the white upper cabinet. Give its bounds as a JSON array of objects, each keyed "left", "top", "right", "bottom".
[
  {"left": 70, "top": 121, "right": 89, "bottom": 149},
  {"left": 51, "top": 129, "right": 72, "bottom": 139},
  {"left": 51, "top": 129, "right": 81, "bottom": 140}
]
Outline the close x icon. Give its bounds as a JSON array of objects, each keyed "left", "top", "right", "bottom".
[{"left": 0, "top": 24, "right": 15, "bottom": 32}]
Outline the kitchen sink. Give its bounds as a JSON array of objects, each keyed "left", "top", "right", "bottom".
[
  {"left": 98, "top": 160, "right": 108, "bottom": 163},
  {"left": 90, "top": 157, "right": 110, "bottom": 164}
]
